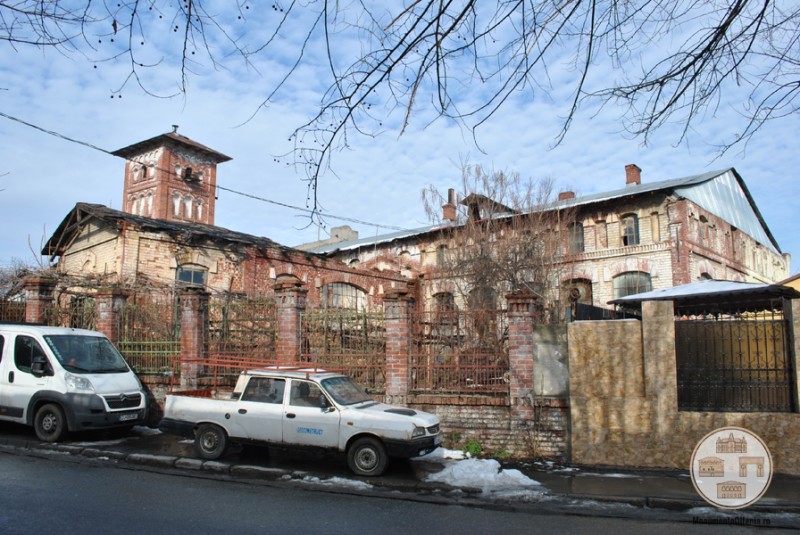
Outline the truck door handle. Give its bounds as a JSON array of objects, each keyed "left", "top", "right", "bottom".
[
  {"left": 8, "top": 371, "right": 14, "bottom": 383},
  {"left": 238, "top": 409, "right": 247, "bottom": 414},
  {"left": 286, "top": 413, "right": 296, "bottom": 419}
]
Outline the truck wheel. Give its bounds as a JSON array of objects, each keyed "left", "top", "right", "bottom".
[
  {"left": 34, "top": 403, "right": 67, "bottom": 442},
  {"left": 194, "top": 424, "right": 228, "bottom": 460},
  {"left": 347, "top": 437, "right": 388, "bottom": 477}
]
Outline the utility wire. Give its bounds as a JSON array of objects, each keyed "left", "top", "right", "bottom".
[{"left": 1, "top": 111, "right": 409, "bottom": 233}]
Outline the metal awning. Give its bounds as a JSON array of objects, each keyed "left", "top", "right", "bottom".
[{"left": 609, "top": 280, "right": 800, "bottom": 312}]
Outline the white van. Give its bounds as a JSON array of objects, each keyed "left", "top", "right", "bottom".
[{"left": 0, "top": 323, "right": 147, "bottom": 442}]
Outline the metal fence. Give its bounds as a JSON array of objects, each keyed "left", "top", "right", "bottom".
[
  {"left": 300, "top": 310, "right": 386, "bottom": 391},
  {"left": 117, "top": 300, "right": 180, "bottom": 374},
  {"left": 675, "top": 298, "right": 797, "bottom": 412},
  {"left": 410, "top": 308, "right": 509, "bottom": 394},
  {"left": 206, "top": 298, "right": 276, "bottom": 360},
  {"left": 0, "top": 300, "right": 25, "bottom": 322}
]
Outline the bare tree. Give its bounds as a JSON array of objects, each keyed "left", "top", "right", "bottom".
[
  {"left": 422, "top": 165, "right": 578, "bottom": 323},
  {"left": 3, "top": 1, "right": 797, "bottom": 208}
]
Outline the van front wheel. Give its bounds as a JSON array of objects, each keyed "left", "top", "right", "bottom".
[{"left": 34, "top": 404, "right": 67, "bottom": 442}]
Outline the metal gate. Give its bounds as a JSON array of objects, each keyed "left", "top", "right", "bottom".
[{"left": 674, "top": 297, "right": 797, "bottom": 412}]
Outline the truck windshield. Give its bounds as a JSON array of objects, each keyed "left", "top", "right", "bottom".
[
  {"left": 321, "top": 376, "right": 372, "bottom": 406},
  {"left": 43, "top": 335, "right": 131, "bottom": 374}
]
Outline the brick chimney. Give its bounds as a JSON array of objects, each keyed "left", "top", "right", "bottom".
[
  {"left": 625, "top": 164, "right": 641, "bottom": 186},
  {"left": 558, "top": 191, "right": 576, "bottom": 201},
  {"left": 442, "top": 188, "right": 457, "bottom": 222}
]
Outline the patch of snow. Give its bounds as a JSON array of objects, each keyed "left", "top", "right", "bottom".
[
  {"left": 413, "top": 447, "right": 465, "bottom": 461},
  {"left": 577, "top": 472, "right": 640, "bottom": 479},
  {"left": 425, "top": 458, "right": 542, "bottom": 497},
  {"left": 69, "top": 439, "right": 127, "bottom": 447},
  {"left": 132, "top": 426, "right": 162, "bottom": 436},
  {"left": 300, "top": 476, "right": 373, "bottom": 490}
]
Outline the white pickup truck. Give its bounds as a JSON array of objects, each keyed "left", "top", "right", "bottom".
[{"left": 159, "top": 367, "right": 442, "bottom": 476}]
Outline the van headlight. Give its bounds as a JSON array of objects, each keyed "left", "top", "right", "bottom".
[
  {"left": 65, "top": 372, "right": 95, "bottom": 393},
  {"left": 412, "top": 425, "right": 426, "bottom": 438}
]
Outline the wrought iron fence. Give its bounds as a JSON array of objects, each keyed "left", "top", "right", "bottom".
[
  {"left": 675, "top": 298, "right": 797, "bottom": 412},
  {"left": 300, "top": 310, "right": 386, "bottom": 391},
  {"left": 117, "top": 300, "right": 180, "bottom": 374},
  {"left": 0, "top": 300, "right": 25, "bottom": 322},
  {"left": 44, "top": 294, "right": 97, "bottom": 329},
  {"left": 207, "top": 298, "right": 276, "bottom": 361},
  {"left": 410, "top": 308, "right": 509, "bottom": 394}
]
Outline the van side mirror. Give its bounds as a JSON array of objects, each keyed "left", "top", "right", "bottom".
[{"left": 31, "top": 355, "right": 53, "bottom": 378}]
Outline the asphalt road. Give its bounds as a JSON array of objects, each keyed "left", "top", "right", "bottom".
[{"left": 0, "top": 452, "right": 788, "bottom": 535}]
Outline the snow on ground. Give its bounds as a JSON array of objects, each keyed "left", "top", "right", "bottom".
[
  {"left": 299, "top": 476, "right": 373, "bottom": 491},
  {"left": 420, "top": 449, "right": 543, "bottom": 498},
  {"left": 132, "top": 426, "right": 162, "bottom": 436}
]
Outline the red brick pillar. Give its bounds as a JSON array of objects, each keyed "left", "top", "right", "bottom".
[
  {"left": 179, "top": 287, "right": 209, "bottom": 388},
  {"left": 507, "top": 290, "right": 537, "bottom": 421},
  {"left": 383, "top": 289, "right": 413, "bottom": 400},
  {"left": 94, "top": 289, "right": 129, "bottom": 344},
  {"left": 23, "top": 278, "right": 56, "bottom": 325},
  {"left": 274, "top": 280, "right": 307, "bottom": 363}
]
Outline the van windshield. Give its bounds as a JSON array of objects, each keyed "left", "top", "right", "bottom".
[{"left": 43, "top": 335, "right": 130, "bottom": 374}]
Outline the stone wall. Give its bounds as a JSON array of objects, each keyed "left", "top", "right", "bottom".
[{"left": 569, "top": 300, "right": 800, "bottom": 476}]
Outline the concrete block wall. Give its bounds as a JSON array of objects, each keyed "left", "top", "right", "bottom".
[{"left": 568, "top": 300, "right": 800, "bottom": 476}]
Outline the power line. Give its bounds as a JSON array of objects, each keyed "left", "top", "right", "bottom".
[
  {"left": 214, "top": 185, "right": 408, "bottom": 231},
  {"left": 0, "top": 111, "right": 409, "bottom": 233}
]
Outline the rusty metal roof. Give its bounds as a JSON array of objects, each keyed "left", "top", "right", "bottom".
[{"left": 43, "top": 203, "right": 290, "bottom": 258}]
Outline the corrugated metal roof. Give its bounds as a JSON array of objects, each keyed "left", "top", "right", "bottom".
[
  {"left": 303, "top": 168, "right": 781, "bottom": 254},
  {"left": 609, "top": 280, "right": 800, "bottom": 305}
]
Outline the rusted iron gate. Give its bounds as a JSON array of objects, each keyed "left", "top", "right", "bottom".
[
  {"left": 117, "top": 300, "right": 180, "bottom": 374},
  {"left": 0, "top": 299, "right": 25, "bottom": 322},
  {"left": 299, "top": 309, "right": 386, "bottom": 392},
  {"left": 410, "top": 308, "right": 509, "bottom": 395},
  {"left": 206, "top": 298, "right": 276, "bottom": 361},
  {"left": 44, "top": 292, "right": 97, "bottom": 330},
  {"left": 675, "top": 297, "right": 797, "bottom": 412}
]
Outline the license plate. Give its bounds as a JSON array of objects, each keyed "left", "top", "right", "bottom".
[
  {"left": 434, "top": 434, "right": 443, "bottom": 445},
  {"left": 119, "top": 413, "right": 138, "bottom": 422}
]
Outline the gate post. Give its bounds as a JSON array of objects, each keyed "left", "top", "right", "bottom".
[
  {"left": 95, "top": 289, "right": 129, "bottom": 344},
  {"left": 383, "top": 288, "right": 413, "bottom": 400},
  {"left": 274, "top": 280, "right": 307, "bottom": 363},
  {"left": 507, "top": 290, "right": 537, "bottom": 421},
  {"left": 179, "top": 287, "right": 209, "bottom": 388},
  {"left": 23, "top": 277, "right": 56, "bottom": 325}
]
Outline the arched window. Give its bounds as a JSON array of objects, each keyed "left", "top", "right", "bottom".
[
  {"left": 568, "top": 222, "right": 584, "bottom": 253},
  {"left": 177, "top": 265, "right": 207, "bottom": 288},
  {"left": 613, "top": 271, "right": 652, "bottom": 299},
  {"left": 322, "top": 282, "right": 366, "bottom": 311},
  {"left": 620, "top": 214, "right": 640, "bottom": 246}
]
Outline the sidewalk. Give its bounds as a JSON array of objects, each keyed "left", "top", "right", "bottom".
[{"left": 1, "top": 426, "right": 799, "bottom": 526}]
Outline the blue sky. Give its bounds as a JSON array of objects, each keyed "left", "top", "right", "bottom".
[{"left": 1, "top": 3, "right": 797, "bottom": 276}]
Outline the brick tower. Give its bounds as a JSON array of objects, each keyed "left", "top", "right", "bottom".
[{"left": 112, "top": 126, "right": 232, "bottom": 226}]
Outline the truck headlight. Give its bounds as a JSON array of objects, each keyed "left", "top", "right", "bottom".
[
  {"left": 412, "top": 425, "right": 426, "bottom": 438},
  {"left": 65, "top": 372, "right": 95, "bottom": 393}
]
